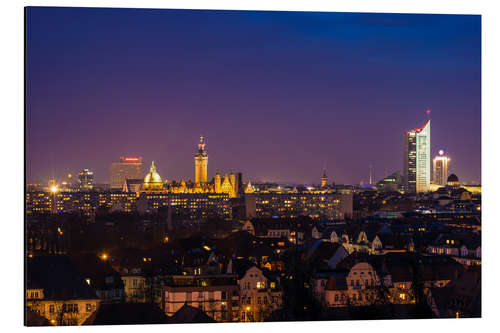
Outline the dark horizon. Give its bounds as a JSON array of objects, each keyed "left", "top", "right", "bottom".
[{"left": 26, "top": 7, "right": 481, "bottom": 185}]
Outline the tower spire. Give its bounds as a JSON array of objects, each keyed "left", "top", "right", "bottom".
[
  {"left": 194, "top": 135, "right": 208, "bottom": 184},
  {"left": 321, "top": 166, "right": 328, "bottom": 188}
]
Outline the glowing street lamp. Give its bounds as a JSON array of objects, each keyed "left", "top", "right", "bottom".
[
  {"left": 50, "top": 185, "right": 58, "bottom": 193},
  {"left": 100, "top": 253, "right": 108, "bottom": 261}
]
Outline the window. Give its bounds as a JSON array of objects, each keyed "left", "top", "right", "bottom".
[
  {"left": 63, "top": 304, "right": 78, "bottom": 313},
  {"left": 221, "top": 291, "right": 227, "bottom": 300},
  {"left": 49, "top": 305, "right": 54, "bottom": 313},
  {"left": 264, "top": 297, "right": 268, "bottom": 304},
  {"left": 257, "top": 297, "right": 261, "bottom": 304},
  {"left": 133, "top": 279, "right": 137, "bottom": 287},
  {"left": 86, "top": 304, "right": 92, "bottom": 312},
  {"left": 335, "top": 294, "right": 339, "bottom": 301}
]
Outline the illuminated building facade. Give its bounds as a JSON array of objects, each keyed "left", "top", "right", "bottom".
[
  {"left": 403, "top": 119, "right": 431, "bottom": 193},
  {"left": 78, "top": 169, "right": 94, "bottom": 191},
  {"left": 162, "top": 274, "right": 240, "bottom": 322},
  {"left": 110, "top": 156, "right": 142, "bottom": 189},
  {"left": 433, "top": 150, "right": 450, "bottom": 186},
  {"left": 139, "top": 140, "right": 248, "bottom": 198},
  {"left": 376, "top": 171, "right": 403, "bottom": 192},
  {"left": 26, "top": 191, "right": 137, "bottom": 216},
  {"left": 254, "top": 193, "right": 352, "bottom": 219},
  {"left": 194, "top": 136, "right": 208, "bottom": 184},
  {"left": 136, "top": 193, "right": 231, "bottom": 219}
]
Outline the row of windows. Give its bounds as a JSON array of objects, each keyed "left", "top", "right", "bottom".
[{"left": 47, "top": 303, "right": 93, "bottom": 313}]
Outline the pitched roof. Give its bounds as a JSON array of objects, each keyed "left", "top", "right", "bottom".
[
  {"left": 229, "top": 258, "right": 257, "bottom": 279},
  {"left": 324, "top": 275, "right": 348, "bottom": 290},
  {"left": 71, "top": 253, "right": 124, "bottom": 290},
  {"left": 25, "top": 309, "right": 51, "bottom": 326},
  {"left": 83, "top": 303, "right": 170, "bottom": 325},
  {"left": 307, "top": 241, "right": 344, "bottom": 263},
  {"left": 27, "top": 255, "right": 99, "bottom": 301},
  {"left": 170, "top": 304, "right": 216, "bottom": 324}
]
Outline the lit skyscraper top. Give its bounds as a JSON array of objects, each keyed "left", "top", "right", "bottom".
[{"left": 433, "top": 150, "right": 450, "bottom": 187}]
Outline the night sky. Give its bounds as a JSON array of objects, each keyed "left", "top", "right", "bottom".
[{"left": 26, "top": 7, "right": 481, "bottom": 185}]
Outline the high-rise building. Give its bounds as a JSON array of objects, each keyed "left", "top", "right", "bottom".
[
  {"left": 403, "top": 119, "right": 431, "bottom": 193},
  {"left": 433, "top": 150, "right": 450, "bottom": 186},
  {"left": 110, "top": 156, "right": 143, "bottom": 189},
  {"left": 78, "top": 169, "right": 94, "bottom": 191},
  {"left": 194, "top": 136, "right": 208, "bottom": 184}
]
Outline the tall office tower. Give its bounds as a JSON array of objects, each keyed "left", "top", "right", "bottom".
[
  {"left": 403, "top": 119, "right": 431, "bottom": 193},
  {"left": 194, "top": 136, "right": 208, "bottom": 184},
  {"left": 110, "top": 156, "right": 143, "bottom": 189},
  {"left": 78, "top": 169, "right": 94, "bottom": 191},
  {"left": 433, "top": 150, "right": 450, "bottom": 186}
]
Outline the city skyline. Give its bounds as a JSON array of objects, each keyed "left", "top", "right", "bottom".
[{"left": 26, "top": 8, "right": 481, "bottom": 185}]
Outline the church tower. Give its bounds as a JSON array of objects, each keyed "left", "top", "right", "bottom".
[
  {"left": 321, "top": 168, "right": 328, "bottom": 188},
  {"left": 194, "top": 136, "right": 208, "bottom": 184}
]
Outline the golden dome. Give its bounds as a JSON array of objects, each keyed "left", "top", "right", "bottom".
[{"left": 144, "top": 161, "right": 163, "bottom": 185}]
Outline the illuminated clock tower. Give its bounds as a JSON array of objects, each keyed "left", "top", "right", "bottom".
[{"left": 194, "top": 136, "right": 208, "bottom": 184}]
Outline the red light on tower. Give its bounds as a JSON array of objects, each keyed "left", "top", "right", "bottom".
[
  {"left": 426, "top": 109, "right": 431, "bottom": 118},
  {"left": 120, "top": 156, "right": 142, "bottom": 162}
]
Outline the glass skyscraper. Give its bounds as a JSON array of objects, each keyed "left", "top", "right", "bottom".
[{"left": 403, "top": 119, "right": 431, "bottom": 193}]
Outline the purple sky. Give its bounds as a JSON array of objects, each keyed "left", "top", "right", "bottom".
[{"left": 26, "top": 8, "right": 481, "bottom": 185}]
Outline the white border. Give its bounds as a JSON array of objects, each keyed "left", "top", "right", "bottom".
[{"left": 2, "top": 0, "right": 499, "bottom": 332}]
